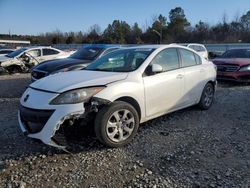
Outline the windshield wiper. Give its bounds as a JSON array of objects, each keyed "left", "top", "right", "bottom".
[{"left": 85, "top": 68, "right": 112, "bottom": 72}]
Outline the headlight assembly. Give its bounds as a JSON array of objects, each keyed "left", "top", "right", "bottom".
[
  {"left": 239, "top": 65, "right": 250, "bottom": 72},
  {"left": 50, "top": 87, "right": 105, "bottom": 105}
]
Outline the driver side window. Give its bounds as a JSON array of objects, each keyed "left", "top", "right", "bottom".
[{"left": 151, "top": 48, "right": 179, "bottom": 72}]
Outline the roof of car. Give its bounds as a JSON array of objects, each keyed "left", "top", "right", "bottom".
[
  {"left": 28, "top": 46, "right": 53, "bottom": 49},
  {"left": 14, "top": 46, "right": 61, "bottom": 52},
  {"left": 84, "top": 44, "right": 122, "bottom": 49},
  {"left": 0, "top": 49, "right": 15, "bottom": 51},
  {"left": 122, "top": 44, "right": 187, "bottom": 50},
  {"left": 227, "top": 48, "right": 250, "bottom": 51}
]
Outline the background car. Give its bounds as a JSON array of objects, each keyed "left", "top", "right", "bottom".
[
  {"left": 213, "top": 48, "right": 250, "bottom": 82},
  {"left": 0, "top": 46, "right": 69, "bottom": 73},
  {"left": 31, "top": 44, "right": 121, "bottom": 82},
  {"left": 186, "top": 43, "right": 209, "bottom": 59},
  {"left": 0, "top": 49, "right": 15, "bottom": 57},
  {"left": 19, "top": 45, "right": 216, "bottom": 148}
]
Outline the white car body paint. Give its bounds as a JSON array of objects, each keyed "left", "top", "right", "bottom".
[
  {"left": 187, "top": 43, "right": 209, "bottom": 59},
  {"left": 30, "top": 70, "right": 128, "bottom": 93},
  {"left": 18, "top": 45, "right": 216, "bottom": 148},
  {"left": 0, "top": 47, "right": 69, "bottom": 68}
]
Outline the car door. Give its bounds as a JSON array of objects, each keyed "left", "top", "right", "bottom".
[
  {"left": 42, "top": 48, "right": 60, "bottom": 61},
  {"left": 25, "top": 49, "right": 42, "bottom": 65},
  {"left": 143, "top": 48, "right": 185, "bottom": 118},
  {"left": 179, "top": 48, "right": 205, "bottom": 105}
]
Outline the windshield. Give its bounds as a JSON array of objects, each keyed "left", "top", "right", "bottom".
[
  {"left": 70, "top": 47, "right": 104, "bottom": 60},
  {"left": 221, "top": 49, "right": 250, "bottom": 58},
  {"left": 6, "top": 48, "right": 27, "bottom": 58},
  {"left": 85, "top": 48, "right": 155, "bottom": 72}
]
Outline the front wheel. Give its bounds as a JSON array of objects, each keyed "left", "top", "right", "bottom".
[
  {"left": 94, "top": 101, "right": 139, "bottom": 147},
  {"left": 7, "top": 66, "right": 22, "bottom": 74},
  {"left": 198, "top": 82, "right": 215, "bottom": 110}
]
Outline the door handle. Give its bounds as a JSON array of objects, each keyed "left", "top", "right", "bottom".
[{"left": 176, "top": 74, "right": 184, "bottom": 79}]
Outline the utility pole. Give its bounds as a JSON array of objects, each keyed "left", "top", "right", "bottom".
[
  {"left": 153, "top": 29, "right": 162, "bottom": 44},
  {"left": 9, "top": 29, "right": 11, "bottom": 37}
]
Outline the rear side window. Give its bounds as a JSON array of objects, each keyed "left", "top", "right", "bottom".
[
  {"left": 189, "top": 45, "right": 206, "bottom": 52},
  {"left": 188, "top": 45, "right": 198, "bottom": 51},
  {"left": 179, "top": 49, "right": 197, "bottom": 67},
  {"left": 43, "top": 49, "right": 59, "bottom": 56},
  {"left": 194, "top": 53, "right": 202, "bottom": 64},
  {"left": 198, "top": 46, "right": 206, "bottom": 52},
  {"left": 151, "top": 48, "right": 179, "bottom": 71}
]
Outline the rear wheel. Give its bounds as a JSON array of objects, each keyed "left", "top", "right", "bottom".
[
  {"left": 198, "top": 83, "right": 214, "bottom": 110},
  {"left": 95, "top": 101, "right": 139, "bottom": 147}
]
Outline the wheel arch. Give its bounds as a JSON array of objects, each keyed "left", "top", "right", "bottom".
[
  {"left": 6, "top": 64, "right": 23, "bottom": 73},
  {"left": 207, "top": 80, "right": 216, "bottom": 90},
  {"left": 115, "top": 96, "right": 142, "bottom": 121}
]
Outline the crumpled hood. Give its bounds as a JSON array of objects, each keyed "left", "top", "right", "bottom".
[{"left": 30, "top": 70, "right": 128, "bottom": 93}]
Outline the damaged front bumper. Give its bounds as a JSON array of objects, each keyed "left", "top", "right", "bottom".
[
  {"left": 0, "top": 66, "right": 8, "bottom": 75},
  {"left": 18, "top": 87, "right": 86, "bottom": 149}
]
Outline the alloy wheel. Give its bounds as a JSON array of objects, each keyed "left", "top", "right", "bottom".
[{"left": 106, "top": 109, "right": 135, "bottom": 143}]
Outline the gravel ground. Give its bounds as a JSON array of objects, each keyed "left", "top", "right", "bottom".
[{"left": 0, "top": 74, "right": 249, "bottom": 188}]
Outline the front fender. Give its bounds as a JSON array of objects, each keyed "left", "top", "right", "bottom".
[
  {"left": 94, "top": 81, "right": 146, "bottom": 122},
  {"left": 1, "top": 58, "right": 24, "bottom": 67}
]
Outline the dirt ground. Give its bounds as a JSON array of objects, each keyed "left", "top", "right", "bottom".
[{"left": 0, "top": 74, "right": 249, "bottom": 188}]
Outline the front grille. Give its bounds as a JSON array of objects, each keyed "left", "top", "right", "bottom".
[
  {"left": 19, "top": 105, "right": 54, "bottom": 134},
  {"left": 217, "top": 75, "right": 236, "bottom": 81},
  {"left": 217, "top": 65, "right": 239, "bottom": 72},
  {"left": 32, "top": 70, "right": 47, "bottom": 79}
]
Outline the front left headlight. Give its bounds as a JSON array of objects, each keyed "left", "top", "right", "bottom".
[
  {"left": 239, "top": 65, "right": 250, "bottom": 72},
  {"left": 50, "top": 87, "right": 105, "bottom": 105}
]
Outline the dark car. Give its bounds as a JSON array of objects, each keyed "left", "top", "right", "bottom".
[
  {"left": 31, "top": 44, "right": 120, "bottom": 82},
  {"left": 212, "top": 48, "right": 250, "bottom": 82},
  {"left": 0, "top": 49, "right": 15, "bottom": 56}
]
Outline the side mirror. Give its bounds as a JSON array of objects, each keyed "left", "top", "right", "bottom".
[{"left": 151, "top": 64, "right": 163, "bottom": 73}]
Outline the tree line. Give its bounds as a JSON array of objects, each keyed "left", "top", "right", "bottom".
[{"left": 1, "top": 7, "right": 250, "bottom": 45}]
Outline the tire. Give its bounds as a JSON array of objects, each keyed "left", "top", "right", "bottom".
[
  {"left": 95, "top": 101, "right": 139, "bottom": 147},
  {"left": 198, "top": 82, "right": 215, "bottom": 110},
  {"left": 7, "top": 66, "right": 22, "bottom": 74}
]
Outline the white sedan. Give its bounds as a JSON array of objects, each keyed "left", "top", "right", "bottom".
[
  {"left": 18, "top": 45, "right": 217, "bottom": 149},
  {"left": 0, "top": 46, "right": 69, "bottom": 73}
]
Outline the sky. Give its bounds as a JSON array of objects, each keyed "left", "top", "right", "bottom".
[{"left": 0, "top": 0, "right": 250, "bottom": 35}]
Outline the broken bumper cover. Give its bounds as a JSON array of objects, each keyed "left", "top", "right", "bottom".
[{"left": 18, "top": 87, "right": 85, "bottom": 148}]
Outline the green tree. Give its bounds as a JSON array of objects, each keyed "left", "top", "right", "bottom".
[
  {"left": 84, "top": 24, "right": 102, "bottom": 43},
  {"left": 103, "top": 20, "right": 131, "bottom": 43},
  {"left": 241, "top": 11, "right": 250, "bottom": 31},
  {"left": 129, "top": 22, "right": 143, "bottom": 43},
  {"left": 142, "top": 14, "right": 168, "bottom": 44},
  {"left": 167, "top": 7, "right": 190, "bottom": 42},
  {"left": 193, "top": 21, "right": 210, "bottom": 42}
]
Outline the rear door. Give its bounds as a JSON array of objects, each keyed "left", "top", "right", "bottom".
[
  {"left": 143, "top": 48, "right": 185, "bottom": 117},
  {"left": 178, "top": 48, "right": 205, "bottom": 105}
]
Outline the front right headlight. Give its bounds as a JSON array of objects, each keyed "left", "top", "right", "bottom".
[
  {"left": 239, "top": 65, "right": 250, "bottom": 72},
  {"left": 50, "top": 87, "right": 105, "bottom": 105}
]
